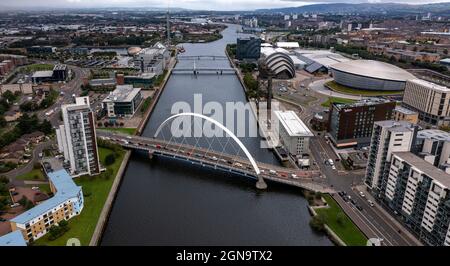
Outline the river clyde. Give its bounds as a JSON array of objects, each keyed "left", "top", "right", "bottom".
[{"left": 100, "top": 24, "right": 332, "bottom": 246}]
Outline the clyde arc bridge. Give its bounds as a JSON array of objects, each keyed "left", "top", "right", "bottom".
[{"left": 97, "top": 113, "right": 332, "bottom": 192}]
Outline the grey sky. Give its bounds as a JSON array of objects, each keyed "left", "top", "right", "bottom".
[{"left": 1, "top": 0, "right": 448, "bottom": 11}]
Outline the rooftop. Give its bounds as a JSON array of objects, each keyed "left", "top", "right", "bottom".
[
  {"left": 276, "top": 42, "right": 300, "bottom": 49},
  {"left": 103, "top": 85, "right": 141, "bottom": 103},
  {"left": 11, "top": 169, "right": 82, "bottom": 225},
  {"left": 393, "top": 152, "right": 450, "bottom": 189},
  {"left": 334, "top": 98, "right": 393, "bottom": 110},
  {"left": 0, "top": 230, "right": 26, "bottom": 246},
  {"left": 331, "top": 60, "right": 416, "bottom": 82},
  {"left": 417, "top": 129, "right": 450, "bottom": 142},
  {"left": 32, "top": 70, "right": 54, "bottom": 78},
  {"left": 407, "top": 79, "right": 450, "bottom": 92},
  {"left": 394, "top": 106, "right": 418, "bottom": 115},
  {"left": 275, "top": 111, "right": 314, "bottom": 137}
]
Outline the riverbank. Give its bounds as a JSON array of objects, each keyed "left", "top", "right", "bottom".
[{"left": 89, "top": 150, "right": 131, "bottom": 246}]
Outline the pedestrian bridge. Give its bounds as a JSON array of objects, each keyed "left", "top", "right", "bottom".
[{"left": 97, "top": 113, "right": 332, "bottom": 193}]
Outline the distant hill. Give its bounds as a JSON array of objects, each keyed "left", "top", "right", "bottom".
[{"left": 255, "top": 2, "right": 450, "bottom": 15}]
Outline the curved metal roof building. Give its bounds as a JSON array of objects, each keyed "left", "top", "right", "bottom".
[
  {"left": 261, "top": 47, "right": 295, "bottom": 79},
  {"left": 330, "top": 60, "right": 416, "bottom": 91}
]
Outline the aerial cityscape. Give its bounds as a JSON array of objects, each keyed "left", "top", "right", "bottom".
[{"left": 1, "top": 0, "right": 450, "bottom": 249}]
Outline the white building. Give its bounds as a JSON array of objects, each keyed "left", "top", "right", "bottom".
[
  {"left": 56, "top": 96, "right": 100, "bottom": 176},
  {"left": 133, "top": 42, "right": 170, "bottom": 75},
  {"left": 102, "top": 85, "right": 143, "bottom": 118},
  {"left": 275, "top": 111, "right": 314, "bottom": 156},
  {"left": 402, "top": 79, "right": 450, "bottom": 126},
  {"left": 365, "top": 120, "right": 417, "bottom": 192}
]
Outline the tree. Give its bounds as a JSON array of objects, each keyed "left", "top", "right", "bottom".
[
  {"left": 310, "top": 214, "right": 326, "bottom": 233},
  {"left": 104, "top": 154, "right": 116, "bottom": 166},
  {"left": 336, "top": 212, "right": 346, "bottom": 226},
  {"left": 39, "top": 119, "right": 53, "bottom": 135},
  {"left": 0, "top": 116, "right": 6, "bottom": 127}
]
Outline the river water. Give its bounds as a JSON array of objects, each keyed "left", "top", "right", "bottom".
[{"left": 100, "top": 24, "right": 332, "bottom": 246}]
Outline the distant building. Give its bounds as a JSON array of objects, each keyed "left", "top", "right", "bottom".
[
  {"left": 26, "top": 46, "right": 56, "bottom": 54},
  {"left": 236, "top": 37, "right": 261, "bottom": 61},
  {"left": 56, "top": 96, "right": 100, "bottom": 176},
  {"left": 328, "top": 98, "right": 396, "bottom": 148},
  {"left": 393, "top": 106, "right": 419, "bottom": 124},
  {"left": 330, "top": 60, "right": 416, "bottom": 91},
  {"left": 133, "top": 42, "right": 170, "bottom": 75},
  {"left": 10, "top": 169, "right": 84, "bottom": 242},
  {"left": 275, "top": 111, "right": 314, "bottom": 155},
  {"left": 260, "top": 46, "right": 295, "bottom": 79},
  {"left": 402, "top": 79, "right": 450, "bottom": 126},
  {"left": 32, "top": 64, "right": 68, "bottom": 84},
  {"left": 364, "top": 120, "right": 417, "bottom": 192},
  {"left": 102, "top": 85, "right": 143, "bottom": 118}
]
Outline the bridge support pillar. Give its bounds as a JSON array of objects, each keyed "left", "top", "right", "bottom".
[
  {"left": 148, "top": 151, "right": 154, "bottom": 160},
  {"left": 256, "top": 176, "right": 267, "bottom": 190}
]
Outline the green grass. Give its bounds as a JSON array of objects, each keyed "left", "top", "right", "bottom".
[
  {"left": 325, "top": 81, "right": 402, "bottom": 96},
  {"left": 321, "top": 97, "right": 357, "bottom": 108},
  {"left": 315, "top": 195, "right": 367, "bottom": 246},
  {"left": 20, "top": 63, "right": 54, "bottom": 73},
  {"left": 98, "top": 127, "right": 136, "bottom": 135},
  {"left": 16, "top": 169, "right": 46, "bottom": 181},
  {"left": 34, "top": 147, "right": 126, "bottom": 246}
]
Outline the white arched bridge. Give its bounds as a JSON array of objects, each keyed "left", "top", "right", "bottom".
[{"left": 97, "top": 113, "right": 333, "bottom": 192}]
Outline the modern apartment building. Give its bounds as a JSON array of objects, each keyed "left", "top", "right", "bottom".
[
  {"left": 10, "top": 169, "right": 84, "bottom": 242},
  {"left": 56, "top": 96, "right": 100, "bottom": 176},
  {"left": 275, "top": 111, "right": 314, "bottom": 156},
  {"left": 414, "top": 130, "right": 450, "bottom": 170},
  {"left": 328, "top": 98, "right": 396, "bottom": 148},
  {"left": 133, "top": 42, "right": 170, "bottom": 75},
  {"left": 382, "top": 152, "right": 450, "bottom": 246},
  {"left": 365, "top": 120, "right": 417, "bottom": 194},
  {"left": 102, "top": 85, "right": 143, "bottom": 118},
  {"left": 402, "top": 79, "right": 450, "bottom": 126}
]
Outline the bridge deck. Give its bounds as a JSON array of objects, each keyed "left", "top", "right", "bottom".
[{"left": 97, "top": 130, "right": 333, "bottom": 193}]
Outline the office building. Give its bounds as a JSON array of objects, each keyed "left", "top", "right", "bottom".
[
  {"left": 393, "top": 106, "right": 419, "bottom": 124},
  {"left": 10, "top": 169, "right": 84, "bottom": 242},
  {"left": 328, "top": 98, "right": 396, "bottom": 148},
  {"left": 133, "top": 42, "right": 170, "bottom": 75},
  {"left": 102, "top": 85, "right": 143, "bottom": 118},
  {"left": 275, "top": 111, "right": 314, "bottom": 155},
  {"left": 402, "top": 79, "right": 450, "bottom": 126},
  {"left": 365, "top": 120, "right": 417, "bottom": 193},
  {"left": 56, "top": 96, "right": 100, "bottom": 176},
  {"left": 236, "top": 37, "right": 261, "bottom": 61},
  {"left": 382, "top": 152, "right": 450, "bottom": 246},
  {"left": 32, "top": 64, "right": 69, "bottom": 83}
]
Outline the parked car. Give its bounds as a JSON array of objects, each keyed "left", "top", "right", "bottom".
[
  {"left": 367, "top": 200, "right": 375, "bottom": 207},
  {"left": 359, "top": 191, "right": 366, "bottom": 198},
  {"left": 355, "top": 204, "right": 363, "bottom": 211}
]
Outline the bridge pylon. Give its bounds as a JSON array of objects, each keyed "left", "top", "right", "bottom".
[{"left": 256, "top": 176, "right": 267, "bottom": 190}]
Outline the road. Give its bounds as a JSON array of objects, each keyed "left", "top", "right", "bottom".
[
  {"left": 4, "top": 140, "right": 55, "bottom": 186},
  {"left": 273, "top": 73, "right": 421, "bottom": 245}
]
